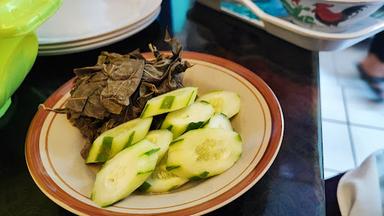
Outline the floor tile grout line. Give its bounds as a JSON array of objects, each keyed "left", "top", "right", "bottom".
[
  {"left": 322, "top": 118, "right": 347, "bottom": 125},
  {"left": 324, "top": 167, "right": 344, "bottom": 173},
  {"left": 322, "top": 118, "right": 384, "bottom": 131},
  {"left": 348, "top": 122, "right": 384, "bottom": 131},
  {"left": 341, "top": 86, "right": 358, "bottom": 167}
]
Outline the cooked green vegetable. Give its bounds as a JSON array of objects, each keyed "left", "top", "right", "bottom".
[
  {"left": 204, "top": 113, "right": 233, "bottom": 131},
  {"left": 144, "top": 130, "right": 173, "bottom": 161},
  {"left": 166, "top": 128, "right": 242, "bottom": 179},
  {"left": 197, "top": 91, "right": 240, "bottom": 118},
  {"left": 140, "top": 87, "right": 198, "bottom": 118},
  {"left": 86, "top": 117, "right": 152, "bottom": 163},
  {"left": 50, "top": 34, "right": 192, "bottom": 160},
  {"left": 161, "top": 102, "right": 214, "bottom": 138},
  {"left": 139, "top": 154, "right": 189, "bottom": 193},
  {"left": 91, "top": 140, "right": 159, "bottom": 207}
]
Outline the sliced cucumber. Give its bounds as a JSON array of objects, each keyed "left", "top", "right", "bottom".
[
  {"left": 144, "top": 130, "right": 173, "bottom": 161},
  {"left": 140, "top": 87, "right": 198, "bottom": 118},
  {"left": 138, "top": 154, "right": 189, "bottom": 193},
  {"left": 205, "top": 113, "right": 233, "bottom": 131},
  {"left": 197, "top": 91, "right": 240, "bottom": 118},
  {"left": 166, "top": 128, "right": 242, "bottom": 179},
  {"left": 91, "top": 140, "right": 159, "bottom": 207},
  {"left": 86, "top": 117, "right": 152, "bottom": 163},
  {"left": 161, "top": 102, "right": 214, "bottom": 138}
]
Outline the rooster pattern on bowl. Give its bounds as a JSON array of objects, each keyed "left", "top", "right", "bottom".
[
  {"left": 281, "top": 0, "right": 383, "bottom": 32},
  {"left": 313, "top": 3, "right": 365, "bottom": 26}
]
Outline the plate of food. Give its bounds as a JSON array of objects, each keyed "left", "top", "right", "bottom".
[{"left": 25, "top": 35, "right": 283, "bottom": 215}]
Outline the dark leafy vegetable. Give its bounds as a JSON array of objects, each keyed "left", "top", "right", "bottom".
[{"left": 49, "top": 35, "right": 191, "bottom": 159}]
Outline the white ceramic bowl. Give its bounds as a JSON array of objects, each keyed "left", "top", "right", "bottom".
[{"left": 280, "top": 0, "right": 384, "bottom": 32}]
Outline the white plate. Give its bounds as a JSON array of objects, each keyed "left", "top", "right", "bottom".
[
  {"left": 38, "top": 7, "right": 160, "bottom": 56},
  {"left": 26, "top": 53, "right": 284, "bottom": 215},
  {"left": 37, "top": 0, "right": 162, "bottom": 45},
  {"left": 39, "top": 5, "right": 160, "bottom": 49}
]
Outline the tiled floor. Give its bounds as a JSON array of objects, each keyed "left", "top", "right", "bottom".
[{"left": 320, "top": 40, "right": 384, "bottom": 179}]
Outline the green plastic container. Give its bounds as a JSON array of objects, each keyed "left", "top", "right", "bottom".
[{"left": 0, "top": 0, "right": 62, "bottom": 117}]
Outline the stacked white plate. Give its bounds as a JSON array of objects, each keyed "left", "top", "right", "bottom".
[{"left": 37, "top": 0, "right": 162, "bottom": 56}]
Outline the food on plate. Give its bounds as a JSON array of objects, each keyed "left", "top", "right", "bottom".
[
  {"left": 45, "top": 33, "right": 244, "bottom": 207},
  {"left": 49, "top": 33, "right": 191, "bottom": 159},
  {"left": 166, "top": 128, "right": 242, "bottom": 180},
  {"left": 86, "top": 117, "right": 152, "bottom": 163},
  {"left": 204, "top": 113, "right": 233, "bottom": 131},
  {"left": 144, "top": 129, "right": 173, "bottom": 161},
  {"left": 138, "top": 154, "right": 189, "bottom": 193},
  {"left": 87, "top": 87, "right": 243, "bottom": 207},
  {"left": 91, "top": 139, "right": 159, "bottom": 207},
  {"left": 197, "top": 90, "right": 241, "bottom": 118},
  {"left": 140, "top": 86, "right": 198, "bottom": 118},
  {"left": 160, "top": 101, "right": 215, "bottom": 138}
]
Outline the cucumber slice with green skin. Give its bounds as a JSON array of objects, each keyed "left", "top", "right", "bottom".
[
  {"left": 205, "top": 113, "right": 233, "bottom": 131},
  {"left": 197, "top": 91, "right": 240, "bottom": 118},
  {"left": 140, "top": 87, "right": 198, "bottom": 118},
  {"left": 138, "top": 154, "right": 189, "bottom": 193},
  {"left": 161, "top": 102, "right": 215, "bottom": 138},
  {"left": 144, "top": 130, "right": 173, "bottom": 161},
  {"left": 166, "top": 128, "right": 242, "bottom": 179},
  {"left": 92, "top": 140, "right": 159, "bottom": 207},
  {"left": 86, "top": 117, "right": 153, "bottom": 163}
]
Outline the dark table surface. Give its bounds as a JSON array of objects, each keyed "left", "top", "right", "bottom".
[{"left": 0, "top": 1, "right": 324, "bottom": 215}]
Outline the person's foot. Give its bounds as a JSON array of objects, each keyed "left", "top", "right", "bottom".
[
  {"left": 358, "top": 54, "right": 384, "bottom": 102},
  {"left": 360, "top": 54, "right": 384, "bottom": 78}
]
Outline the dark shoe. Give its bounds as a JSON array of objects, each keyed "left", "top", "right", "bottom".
[{"left": 357, "top": 64, "right": 384, "bottom": 102}]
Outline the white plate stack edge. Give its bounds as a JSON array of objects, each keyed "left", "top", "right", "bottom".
[{"left": 38, "top": 0, "right": 162, "bottom": 55}]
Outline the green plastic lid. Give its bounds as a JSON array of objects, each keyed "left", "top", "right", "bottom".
[{"left": 0, "top": 0, "right": 62, "bottom": 37}]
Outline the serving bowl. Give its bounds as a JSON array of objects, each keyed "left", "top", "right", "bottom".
[
  {"left": 0, "top": 0, "right": 61, "bottom": 117},
  {"left": 280, "top": 0, "right": 384, "bottom": 32},
  {"left": 0, "top": 33, "right": 38, "bottom": 117}
]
